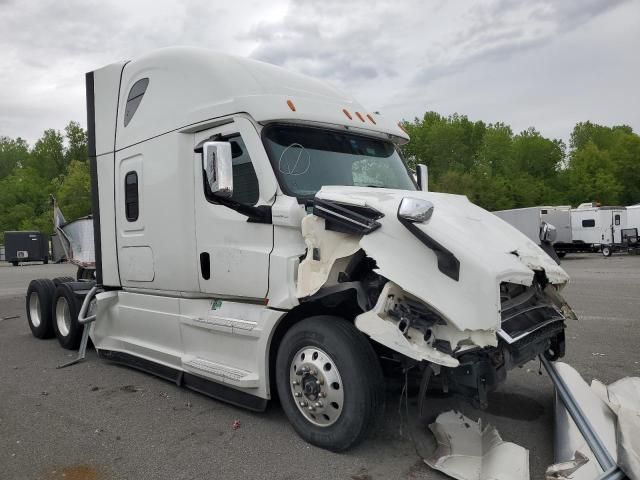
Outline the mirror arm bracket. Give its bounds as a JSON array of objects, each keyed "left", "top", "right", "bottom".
[{"left": 209, "top": 193, "right": 272, "bottom": 224}]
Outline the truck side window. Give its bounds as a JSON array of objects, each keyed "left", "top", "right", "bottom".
[
  {"left": 615, "top": 214, "right": 620, "bottom": 226},
  {"left": 582, "top": 219, "right": 595, "bottom": 228},
  {"left": 204, "top": 135, "right": 259, "bottom": 206},
  {"left": 124, "top": 78, "right": 149, "bottom": 127},
  {"left": 125, "top": 171, "right": 139, "bottom": 221}
]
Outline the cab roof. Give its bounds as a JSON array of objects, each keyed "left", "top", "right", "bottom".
[{"left": 102, "top": 47, "right": 409, "bottom": 150}]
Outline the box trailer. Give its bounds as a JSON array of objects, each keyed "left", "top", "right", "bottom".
[
  {"left": 4, "top": 231, "right": 49, "bottom": 266},
  {"left": 492, "top": 206, "right": 571, "bottom": 260},
  {"left": 570, "top": 205, "right": 627, "bottom": 256},
  {"left": 24, "top": 47, "right": 574, "bottom": 451},
  {"left": 627, "top": 204, "right": 640, "bottom": 231}
]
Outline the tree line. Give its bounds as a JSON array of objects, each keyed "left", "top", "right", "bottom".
[
  {"left": 1, "top": 115, "right": 639, "bottom": 243},
  {"left": 0, "top": 122, "right": 90, "bottom": 243},
  {"left": 400, "top": 112, "right": 640, "bottom": 210}
]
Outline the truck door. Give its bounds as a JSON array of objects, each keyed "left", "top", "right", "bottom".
[{"left": 193, "top": 118, "right": 277, "bottom": 300}]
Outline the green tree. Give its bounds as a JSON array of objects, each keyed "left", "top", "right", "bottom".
[
  {"left": 64, "top": 121, "right": 88, "bottom": 164},
  {"left": 0, "top": 136, "right": 30, "bottom": 179}
]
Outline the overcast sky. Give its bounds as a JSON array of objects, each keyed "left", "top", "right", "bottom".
[{"left": 1, "top": 0, "right": 638, "bottom": 146}]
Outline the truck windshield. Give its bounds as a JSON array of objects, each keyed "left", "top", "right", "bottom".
[{"left": 263, "top": 125, "right": 416, "bottom": 198}]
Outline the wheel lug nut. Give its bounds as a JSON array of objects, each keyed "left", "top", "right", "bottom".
[
  {"left": 294, "top": 392, "right": 302, "bottom": 397},
  {"left": 315, "top": 379, "right": 324, "bottom": 385},
  {"left": 292, "top": 380, "right": 299, "bottom": 386},
  {"left": 307, "top": 406, "right": 315, "bottom": 411},
  {"left": 314, "top": 402, "right": 323, "bottom": 408},
  {"left": 299, "top": 401, "right": 307, "bottom": 407},
  {"left": 319, "top": 392, "right": 326, "bottom": 398}
]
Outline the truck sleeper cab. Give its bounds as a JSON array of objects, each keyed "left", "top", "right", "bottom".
[{"left": 26, "top": 47, "right": 574, "bottom": 451}]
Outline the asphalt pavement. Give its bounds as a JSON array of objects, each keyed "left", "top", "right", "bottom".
[{"left": 1, "top": 256, "right": 639, "bottom": 480}]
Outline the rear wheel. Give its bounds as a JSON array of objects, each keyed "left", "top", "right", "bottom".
[
  {"left": 602, "top": 246, "right": 612, "bottom": 257},
  {"left": 25, "top": 279, "right": 56, "bottom": 339},
  {"left": 275, "top": 316, "right": 384, "bottom": 451},
  {"left": 52, "top": 284, "right": 83, "bottom": 350}
]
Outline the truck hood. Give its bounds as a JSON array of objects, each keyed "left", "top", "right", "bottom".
[{"left": 313, "top": 186, "right": 569, "bottom": 333}]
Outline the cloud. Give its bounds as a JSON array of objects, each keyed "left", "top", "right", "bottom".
[{"left": 0, "top": 0, "right": 637, "bottom": 146}]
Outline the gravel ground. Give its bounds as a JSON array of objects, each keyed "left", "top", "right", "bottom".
[{"left": 1, "top": 255, "right": 639, "bottom": 480}]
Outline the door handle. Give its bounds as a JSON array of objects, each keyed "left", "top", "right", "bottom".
[{"left": 200, "top": 252, "right": 210, "bottom": 280}]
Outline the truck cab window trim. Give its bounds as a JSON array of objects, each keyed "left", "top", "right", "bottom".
[{"left": 261, "top": 123, "right": 417, "bottom": 201}]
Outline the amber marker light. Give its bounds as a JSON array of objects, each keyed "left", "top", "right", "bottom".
[
  {"left": 287, "top": 99, "right": 296, "bottom": 111},
  {"left": 343, "top": 109, "right": 353, "bottom": 120},
  {"left": 366, "top": 114, "right": 377, "bottom": 124}
]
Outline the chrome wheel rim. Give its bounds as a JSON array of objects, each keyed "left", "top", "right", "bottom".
[
  {"left": 29, "top": 292, "right": 41, "bottom": 328},
  {"left": 55, "top": 297, "right": 71, "bottom": 337},
  {"left": 290, "top": 346, "right": 344, "bottom": 427}
]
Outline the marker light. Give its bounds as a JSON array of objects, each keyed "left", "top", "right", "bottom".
[
  {"left": 343, "top": 109, "right": 353, "bottom": 120},
  {"left": 287, "top": 100, "right": 296, "bottom": 112},
  {"left": 355, "top": 112, "right": 365, "bottom": 122},
  {"left": 366, "top": 114, "right": 377, "bottom": 124}
]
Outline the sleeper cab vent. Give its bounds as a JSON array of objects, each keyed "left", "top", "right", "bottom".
[
  {"left": 312, "top": 198, "right": 383, "bottom": 235},
  {"left": 124, "top": 78, "right": 149, "bottom": 127}
]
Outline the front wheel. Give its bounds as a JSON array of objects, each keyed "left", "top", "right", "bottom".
[
  {"left": 275, "top": 316, "right": 384, "bottom": 451},
  {"left": 602, "top": 246, "right": 612, "bottom": 257}
]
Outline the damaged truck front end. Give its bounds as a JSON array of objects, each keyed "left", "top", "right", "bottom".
[{"left": 297, "top": 187, "right": 575, "bottom": 407}]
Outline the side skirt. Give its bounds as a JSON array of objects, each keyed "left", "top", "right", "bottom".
[{"left": 97, "top": 349, "right": 268, "bottom": 412}]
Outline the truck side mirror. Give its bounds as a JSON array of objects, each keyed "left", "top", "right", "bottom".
[
  {"left": 416, "top": 164, "right": 428, "bottom": 192},
  {"left": 202, "top": 141, "right": 233, "bottom": 198}
]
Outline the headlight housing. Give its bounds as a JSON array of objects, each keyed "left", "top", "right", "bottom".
[{"left": 398, "top": 197, "right": 434, "bottom": 223}]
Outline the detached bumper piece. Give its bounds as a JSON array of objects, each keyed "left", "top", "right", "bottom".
[{"left": 424, "top": 410, "right": 530, "bottom": 480}]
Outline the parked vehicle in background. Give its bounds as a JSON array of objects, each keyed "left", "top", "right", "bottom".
[
  {"left": 4, "top": 231, "right": 49, "bottom": 266},
  {"left": 570, "top": 203, "right": 627, "bottom": 256},
  {"left": 627, "top": 204, "right": 640, "bottom": 231},
  {"left": 492, "top": 206, "right": 568, "bottom": 261},
  {"left": 24, "top": 47, "right": 574, "bottom": 451}
]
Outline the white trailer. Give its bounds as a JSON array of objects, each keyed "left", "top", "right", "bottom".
[
  {"left": 570, "top": 205, "right": 627, "bottom": 256},
  {"left": 24, "top": 47, "right": 574, "bottom": 451},
  {"left": 493, "top": 206, "right": 571, "bottom": 260},
  {"left": 627, "top": 204, "right": 640, "bottom": 231}
]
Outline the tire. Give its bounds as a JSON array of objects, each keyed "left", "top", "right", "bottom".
[
  {"left": 52, "top": 284, "right": 84, "bottom": 350},
  {"left": 275, "top": 316, "right": 384, "bottom": 451},
  {"left": 43, "top": 256, "right": 49, "bottom": 265},
  {"left": 12, "top": 261, "right": 18, "bottom": 266},
  {"left": 557, "top": 252, "right": 566, "bottom": 258},
  {"left": 53, "top": 276, "right": 75, "bottom": 286},
  {"left": 25, "top": 279, "right": 56, "bottom": 339},
  {"left": 602, "top": 246, "right": 612, "bottom": 257}
]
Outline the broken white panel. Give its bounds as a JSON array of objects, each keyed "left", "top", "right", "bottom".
[
  {"left": 424, "top": 410, "right": 530, "bottom": 480},
  {"left": 547, "top": 362, "right": 617, "bottom": 480},
  {"left": 594, "top": 377, "right": 640, "bottom": 479},
  {"left": 296, "top": 215, "right": 360, "bottom": 298}
]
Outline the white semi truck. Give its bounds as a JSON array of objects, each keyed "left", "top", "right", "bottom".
[{"left": 25, "top": 47, "right": 574, "bottom": 451}]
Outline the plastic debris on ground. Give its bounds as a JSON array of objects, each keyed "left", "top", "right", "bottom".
[
  {"left": 547, "top": 362, "right": 640, "bottom": 479},
  {"left": 423, "top": 410, "right": 530, "bottom": 480}
]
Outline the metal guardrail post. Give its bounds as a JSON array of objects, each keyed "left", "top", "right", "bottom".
[{"left": 540, "top": 355, "right": 627, "bottom": 480}]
